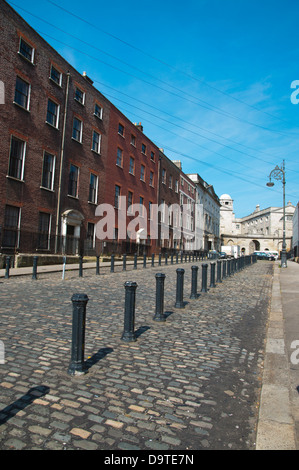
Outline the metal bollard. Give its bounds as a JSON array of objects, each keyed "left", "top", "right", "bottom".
[
  {"left": 210, "top": 262, "right": 216, "bottom": 288},
  {"left": 227, "top": 259, "right": 231, "bottom": 276},
  {"left": 165, "top": 253, "right": 168, "bottom": 265},
  {"left": 32, "top": 256, "right": 38, "bottom": 280},
  {"left": 171, "top": 254, "right": 174, "bottom": 265},
  {"left": 151, "top": 254, "right": 155, "bottom": 267},
  {"left": 134, "top": 253, "right": 137, "bottom": 270},
  {"left": 62, "top": 256, "right": 67, "bottom": 280},
  {"left": 217, "top": 260, "right": 222, "bottom": 283},
  {"left": 5, "top": 256, "right": 11, "bottom": 279},
  {"left": 223, "top": 259, "right": 227, "bottom": 278},
  {"left": 111, "top": 254, "right": 115, "bottom": 273},
  {"left": 159, "top": 254, "right": 162, "bottom": 266},
  {"left": 68, "top": 294, "right": 89, "bottom": 376},
  {"left": 153, "top": 273, "right": 166, "bottom": 322},
  {"left": 123, "top": 254, "right": 127, "bottom": 271},
  {"left": 79, "top": 256, "right": 83, "bottom": 277},
  {"left": 121, "top": 282, "right": 138, "bottom": 342},
  {"left": 175, "top": 268, "right": 185, "bottom": 308},
  {"left": 190, "top": 265, "right": 199, "bottom": 299},
  {"left": 176, "top": 253, "right": 179, "bottom": 264},
  {"left": 96, "top": 256, "right": 100, "bottom": 275},
  {"left": 201, "top": 264, "right": 208, "bottom": 293}
]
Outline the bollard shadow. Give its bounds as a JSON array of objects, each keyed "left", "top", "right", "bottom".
[
  {"left": 164, "top": 310, "right": 174, "bottom": 319},
  {"left": 0, "top": 385, "right": 50, "bottom": 425},
  {"left": 85, "top": 347, "right": 113, "bottom": 370},
  {"left": 135, "top": 326, "right": 150, "bottom": 338}
]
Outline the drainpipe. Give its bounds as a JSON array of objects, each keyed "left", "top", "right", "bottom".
[{"left": 55, "top": 72, "right": 70, "bottom": 253}]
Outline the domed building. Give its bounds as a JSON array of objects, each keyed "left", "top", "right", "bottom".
[{"left": 220, "top": 194, "right": 295, "bottom": 255}]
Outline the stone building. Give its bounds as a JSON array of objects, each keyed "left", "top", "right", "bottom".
[{"left": 220, "top": 194, "right": 295, "bottom": 254}]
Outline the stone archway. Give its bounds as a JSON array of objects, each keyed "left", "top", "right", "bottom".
[{"left": 249, "top": 239, "right": 260, "bottom": 252}]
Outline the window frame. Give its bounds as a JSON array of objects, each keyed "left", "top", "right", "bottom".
[
  {"left": 74, "top": 87, "right": 85, "bottom": 105},
  {"left": 49, "top": 65, "right": 62, "bottom": 87},
  {"left": 18, "top": 37, "right": 34, "bottom": 64},
  {"left": 88, "top": 172, "right": 98, "bottom": 204},
  {"left": 8, "top": 135, "right": 26, "bottom": 181},
  {"left": 68, "top": 164, "right": 80, "bottom": 198},
  {"left": 37, "top": 212, "right": 52, "bottom": 250},
  {"left": 2, "top": 205, "right": 21, "bottom": 248},
  {"left": 116, "top": 147, "right": 123, "bottom": 167},
  {"left": 41, "top": 151, "right": 55, "bottom": 191},
  {"left": 94, "top": 103, "right": 103, "bottom": 120},
  {"left": 46, "top": 98, "right": 60, "bottom": 129},
  {"left": 14, "top": 76, "right": 31, "bottom": 111},
  {"left": 91, "top": 130, "right": 101, "bottom": 154},
  {"left": 72, "top": 117, "right": 83, "bottom": 143}
]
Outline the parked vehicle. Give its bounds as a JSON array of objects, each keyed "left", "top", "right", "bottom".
[
  {"left": 219, "top": 252, "right": 227, "bottom": 259},
  {"left": 221, "top": 245, "right": 240, "bottom": 258},
  {"left": 253, "top": 251, "right": 275, "bottom": 261},
  {"left": 267, "top": 251, "right": 279, "bottom": 260}
]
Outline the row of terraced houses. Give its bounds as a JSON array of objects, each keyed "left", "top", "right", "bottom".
[{"left": 0, "top": 0, "right": 221, "bottom": 264}]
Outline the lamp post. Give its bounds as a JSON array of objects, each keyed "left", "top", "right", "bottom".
[{"left": 266, "top": 160, "right": 287, "bottom": 268}]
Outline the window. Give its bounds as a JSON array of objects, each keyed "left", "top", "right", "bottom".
[
  {"left": 129, "top": 157, "right": 135, "bottom": 175},
  {"left": 114, "top": 185, "right": 121, "bottom": 209},
  {"left": 92, "top": 130, "right": 101, "bottom": 154},
  {"left": 3, "top": 205, "right": 21, "bottom": 248},
  {"left": 169, "top": 175, "right": 173, "bottom": 189},
  {"left": 149, "top": 171, "right": 154, "bottom": 187},
  {"left": 162, "top": 168, "right": 166, "bottom": 184},
  {"left": 141, "top": 143, "right": 146, "bottom": 154},
  {"left": 151, "top": 151, "right": 155, "bottom": 161},
  {"left": 89, "top": 173, "right": 98, "bottom": 204},
  {"left": 128, "top": 191, "right": 133, "bottom": 212},
  {"left": 46, "top": 99, "right": 59, "bottom": 128},
  {"left": 139, "top": 196, "right": 144, "bottom": 217},
  {"left": 116, "top": 148, "right": 123, "bottom": 167},
  {"left": 94, "top": 103, "right": 103, "bottom": 119},
  {"left": 8, "top": 136, "right": 26, "bottom": 180},
  {"left": 68, "top": 164, "right": 79, "bottom": 197},
  {"left": 72, "top": 117, "right": 83, "bottom": 142},
  {"left": 149, "top": 201, "right": 153, "bottom": 220},
  {"left": 118, "top": 123, "right": 124, "bottom": 136},
  {"left": 19, "top": 38, "right": 34, "bottom": 63},
  {"left": 37, "top": 212, "right": 51, "bottom": 250},
  {"left": 140, "top": 165, "right": 145, "bottom": 181},
  {"left": 41, "top": 152, "right": 55, "bottom": 190},
  {"left": 131, "top": 134, "right": 136, "bottom": 146},
  {"left": 14, "top": 76, "right": 30, "bottom": 110},
  {"left": 74, "top": 87, "right": 85, "bottom": 105},
  {"left": 175, "top": 179, "right": 179, "bottom": 193},
  {"left": 87, "top": 222, "right": 95, "bottom": 249},
  {"left": 50, "top": 65, "right": 62, "bottom": 86}
]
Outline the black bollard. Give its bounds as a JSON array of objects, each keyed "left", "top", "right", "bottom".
[
  {"left": 176, "top": 253, "right": 179, "bottom": 264},
  {"left": 134, "top": 253, "right": 137, "bottom": 270},
  {"left": 201, "top": 263, "right": 208, "bottom": 293},
  {"left": 223, "top": 259, "right": 227, "bottom": 278},
  {"left": 111, "top": 254, "right": 115, "bottom": 273},
  {"left": 227, "top": 259, "right": 231, "bottom": 276},
  {"left": 123, "top": 254, "right": 127, "bottom": 271},
  {"left": 175, "top": 268, "right": 185, "bottom": 308},
  {"left": 217, "top": 260, "right": 222, "bottom": 283},
  {"left": 210, "top": 262, "right": 216, "bottom": 288},
  {"left": 190, "top": 265, "right": 199, "bottom": 299},
  {"left": 68, "top": 293, "right": 89, "bottom": 376},
  {"left": 32, "top": 256, "right": 38, "bottom": 280},
  {"left": 151, "top": 254, "right": 155, "bottom": 267},
  {"left": 79, "top": 256, "right": 83, "bottom": 277},
  {"left": 121, "top": 282, "right": 138, "bottom": 342},
  {"left": 159, "top": 254, "right": 162, "bottom": 266},
  {"left": 5, "top": 256, "right": 11, "bottom": 279},
  {"left": 153, "top": 273, "right": 166, "bottom": 322},
  {"left": 165, "top": 253, "right": 168, "bottom": 265},
  {"left": 96, "top": 256, "right": 100, "bottom": 275}
]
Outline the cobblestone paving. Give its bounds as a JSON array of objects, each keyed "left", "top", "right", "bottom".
[{"left": 0, "top": 260, "right": 273, "bottom": 450}]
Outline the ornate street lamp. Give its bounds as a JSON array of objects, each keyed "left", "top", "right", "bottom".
[{"left": 266, "top": 160, "right": 287, "bottom": 268}]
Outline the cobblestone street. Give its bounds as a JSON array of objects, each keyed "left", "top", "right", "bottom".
[{"left": 0, "top": 259, "right": 273, "bottom": 451}]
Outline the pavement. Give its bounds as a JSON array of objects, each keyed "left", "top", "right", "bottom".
[{"left": 0, "top": 256, "right": 298, "bottom": 452}]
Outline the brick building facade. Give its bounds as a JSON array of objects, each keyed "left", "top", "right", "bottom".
[{"left": 0, "top": 0, "right": 220, "bottom": 263}]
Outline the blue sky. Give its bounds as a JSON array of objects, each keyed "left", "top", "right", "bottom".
[{"left": 7, "top": 0, "right": 299, "bottom": 217}]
